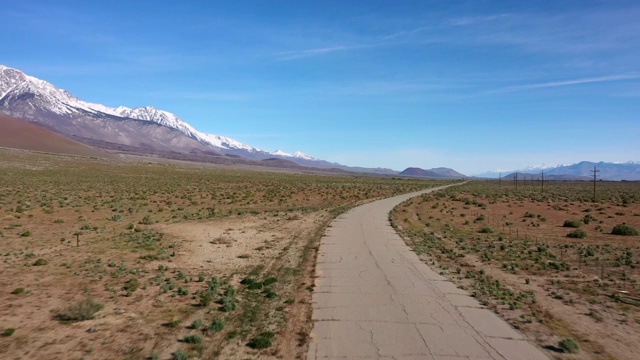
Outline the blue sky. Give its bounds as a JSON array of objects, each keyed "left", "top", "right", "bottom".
[{"left": 2, "top": 1, "right": 639, "bottom": 175}]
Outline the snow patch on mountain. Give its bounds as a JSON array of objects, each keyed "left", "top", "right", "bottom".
[
  {"left": 199, "top": 133, "right": 260, "bottom": 152},
  {"left": 522, "top": 163, "right": 566, "bottom": 171},
  {"left": 271, "top": 150, "right": 318, "bottom": 160}
]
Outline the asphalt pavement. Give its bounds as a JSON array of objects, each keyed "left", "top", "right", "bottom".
[{"left": 307, "top": 184, "right": 550, "bottom": 360}]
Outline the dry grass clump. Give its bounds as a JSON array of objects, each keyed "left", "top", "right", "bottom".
[{"left": 54, "top": 297, "right": 104, "bottom": 322}]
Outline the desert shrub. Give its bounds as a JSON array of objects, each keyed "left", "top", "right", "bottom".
[
  {"left": 177, "top": 287, "right": 188, "bottom": 296},
  {"left": 241, "top": 277, "right": 263, "bottom": 290},
  {"left": 247, "top": 331, "right": 275, "bottom": 349},
  {"left": 123, "top": 277, "right": 140, "bottom": 292},
  {"left": 20, "top": 230, "right": 31, "bottom": 237},
  {"left": 558, "top": 338, "right": 580, "bottom": 354},
  {"left": 199, "top": 290, "right": 216, "bottom": 307},
  {"left": 222, "top": 297, "right": 237, "bottom": 312},
  {"left": 567, "top": 230, "right": 587, "bottom": 239},
  {"left": 478, "top": 227, "right": 494, "bottom": 233},
  {"left": 11, "top": 288, "right": 25, "bottom": 294},
  {"left": 171, "top": 350, "right": 188, "bottom": 360},
  {"left": 208, "top": 319, "right": 224, "bottom": 332},
  {"left": 181, "top": 334, "right": 203, "bottom": 344},
  {"left": 611, "top": 223, "right": 639, "bottom": 236},
  {"left": 33, "top": 258, "right": 48, "bottom": 266},
  {"left": 221, "top": 285, "right": 237, "bottom": 311},
  {"left": 189, "top": 319, "right": 202, "bottom": 330},
  {"left": 1, "top": 328, "right": 15, "bottom": 337},
  {"left": 263, "top": 277, "right": 277, "bottom": 286},
  {"left": 140, "top": 215, "right": 153, "bottom": 225},
  {"left": 563, "top": 220, "right": 582, "bottom": 228},
  {"left": 54, "top": 297, "right": 104, "bottom": 322}
]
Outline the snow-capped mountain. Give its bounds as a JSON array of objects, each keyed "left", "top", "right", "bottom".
[
  {"left": 0, "top": 64, "right": 325, "bottom": 164},
  {"left": 0, "top": 65, "right": 220, "bottom": 155},
  {"left": 475, "top": 161, "right": 640, "bottom": 181}
]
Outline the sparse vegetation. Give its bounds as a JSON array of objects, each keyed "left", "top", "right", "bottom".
[
  {"left": 558, "top": 338, "right": 580, "bottom": 354},
  {"left": 563, "top": 219, "right": 582, "bottom": 228},
  {"left": 0, "top": 148, "right": 450, "bottom": 359},
  {"left": 391, "top": 180, "right": 640, "bottom": 359},
  {"left": 247, "top": 331, "right": 275, "bottom": 349},
  {"left": 181, "top": 334, "right": 203, "bottom": 344},
  {"left": 33, "top": 258, "right": 48, "bottom": 266},
  {"left": 566, "top": 229, "right": 587, "bottom": 239},
  {"left": 54, "top": 297, "right": 104, "bottom": 322},
  {"left": 612, "top": 223, "right": 639, "bottom": 236},
  {"left": 208, "top": 319, "right": 224, "bottom": 332}
]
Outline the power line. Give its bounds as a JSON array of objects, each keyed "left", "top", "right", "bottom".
[{"left": 591, "top": 165, "right": 600, "bottom": 202}]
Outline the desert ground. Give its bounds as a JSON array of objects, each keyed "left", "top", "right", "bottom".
[
  {"left": 0, "top": 148, "right": 449, "bottom": 360},
  {"left": 391, "top": 180, "right": 640, "bottom": 360}
]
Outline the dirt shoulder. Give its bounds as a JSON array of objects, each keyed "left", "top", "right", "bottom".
[{"left": 391, "top": 181, "right": 640, "bottom": 360}]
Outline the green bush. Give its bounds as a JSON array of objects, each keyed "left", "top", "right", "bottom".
[
  {"left": 247, "top": 332, "right": 275, "bottom": 349},
  {"left": 33, "top": 258, "right": 48, "bottom": 266},
  {"left": 208, "top": 319, "right": 224, "bottom": 332},
  {"left": 54, "top": 297, "right": 104, "bottom": 322},
  {"left": 199, "top": 290, "right": 216, "bottom": 307},
  {"left": 189, "top": 319, "right": 202, "bottom": 330},
  {"left": 123, "top": 277, "right": 140, "bottom": 292},
  {"left": 11, "top": 288, "right": 25, "bottom": 294},
  {"left": 171, "top": 350, "right": 188, "bottom": 360},
  {"left": 566, "top": 229, "right": 587, "bottom": 239},
  {"left": 1, "top": 328, "right": 15, "bottom": 337},
  {"left": 478, "top": 227, "right": 494, "bottom": 234},
  {"left": 558, "top": 338, "right": 580, "bottom": 354},
  {"left": 563, "top": 220, "right": 582, "bottom": 228},
  {"left": 181, "top": 334, "right": 203, "bottom": 344},
  {"left": 611, "top": 223, "right": 639, "bottom": 236}
]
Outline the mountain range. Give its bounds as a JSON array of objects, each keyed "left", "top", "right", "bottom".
[
  {"left": 0, "top": 64, "right": 456, "bottom": 177},
  {"left": 479, "top": 161, "right": 640, "bottom": 181},
  {"left": 3, "top": 64, "right": 636, "bottom": 180},
  {"left": 0, "top": 64, "right": 470, "bottom": 177}
]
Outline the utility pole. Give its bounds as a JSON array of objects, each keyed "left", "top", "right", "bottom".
[
  {"left": 541, "top": 170, "right": 544, "bottom": 194},
  {"left": 515, "top": 172, "right": 518, "bottom": 190},
  {"left": 499, "top": 172, "right": 501, "bottom": 188},
  {"left": 591, "top": 165, "right": 600, "bottom": 202}
]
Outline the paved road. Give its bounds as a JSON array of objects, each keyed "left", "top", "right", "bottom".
[{"left": 307, "top": 185, "right": 549, "bottom": 360}]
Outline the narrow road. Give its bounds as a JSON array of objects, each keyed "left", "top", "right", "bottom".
[{"left": 307, "top": 184, "right": 549, "bottom": 360}]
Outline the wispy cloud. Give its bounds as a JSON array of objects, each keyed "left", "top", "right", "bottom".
[
  {"left": 493, "top": 74, "right": 640, "bottom": 93},
  {"left": 447, "top": 14, "right": 512, "bottom": 27},
  {"left": 273, "top": 44, "right": 371, "bottom": 60},
  {"left": 380, "top": 26, "right": 431, "bottom": 40}
]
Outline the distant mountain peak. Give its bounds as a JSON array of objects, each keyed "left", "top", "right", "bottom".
[{"left": 400, "top": 166, "right": 466, "bottom": 178}]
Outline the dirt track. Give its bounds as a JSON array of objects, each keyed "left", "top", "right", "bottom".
[{"left": 307, "top": 185, "right": 550, "bottom": 359}]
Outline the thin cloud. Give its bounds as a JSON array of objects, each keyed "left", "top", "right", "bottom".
[
  {"left": 381, "top": 26, "right": 430, "bottom": 40},
  {"left": 494, "top": 74, "right": 640, "bottom": 93},
  {"left": 273, "top": 44, "right": 370, "bottom": 61}
]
